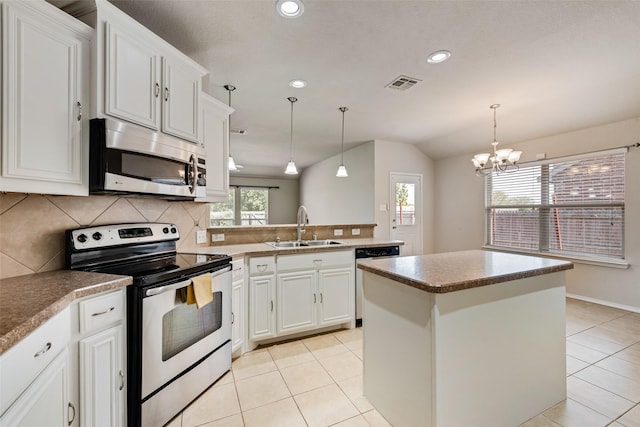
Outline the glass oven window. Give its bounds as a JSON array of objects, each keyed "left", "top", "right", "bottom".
[{"left": 161, "top": 291, "right": 222, "bottom": 361}]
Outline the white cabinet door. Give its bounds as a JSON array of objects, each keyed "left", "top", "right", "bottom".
[
  {"left": 105, "top": 21, "right": 161, "bottom": 130},
  {"left": 318, "top": 267, "right": 354, "bottom": 325},
  {"left": 161, "top": 55, "right": 201, "bottom": 142},
  {"left": 0, "top": 350, "right": 71, "bottom": 427},
  {"left": 249, "top": 275, "right": 276, "bottom": 340},
  {"left": 276, "top": 270, "right": 317, "bottom": 335},
  {"left": 79, "top": 325, "right": 125, "bottom": 427},
  {"left": 197, "top": 93, "right": 233, "bottom": 202},
  {"left": 232, "top": 280, "right": 244, "bottom": 353},
  {"left": 1, "top": 0, "right": 91, "bottom": 196}
]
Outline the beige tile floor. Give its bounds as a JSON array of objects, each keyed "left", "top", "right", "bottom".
[{"left": 167, "top": 298, "right": 640, "bottom": 427}]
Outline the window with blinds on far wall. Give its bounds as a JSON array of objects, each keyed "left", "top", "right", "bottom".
[{"left": 486, "top": 150, "right": 626, "bottom": 261}]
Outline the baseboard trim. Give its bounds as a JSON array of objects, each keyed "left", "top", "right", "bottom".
[{"left": 566, "top": 293, "right": 640, "bottom": 314}]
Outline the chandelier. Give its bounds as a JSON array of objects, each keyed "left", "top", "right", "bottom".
[{"left": 472, "top": 104, "right": 522, "bottom": 176}]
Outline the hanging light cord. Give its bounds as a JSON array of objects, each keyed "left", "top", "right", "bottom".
[
  {"left": 339, "top": 107, "right": 348, "bottom": 163},
  {"left": 288, "top": 97, "right": 297, "bottom": 160}
]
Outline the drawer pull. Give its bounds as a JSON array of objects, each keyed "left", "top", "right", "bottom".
[
  {"left": 34, "top": 342, "right": 52, "bottom": 358},
  {"left": 67, "top": 402, "right": 76, "bottom": 426},
  {"left": 313, "top": 259, "right": 323, "bottom": 266},
  {"left": 257, "top": 264, "right": 268, "bottom": 272},
  {"left": 119, "top": 370, "right": 125, "bottom": 391},
  {"left": 91, "top": 306, "right": 115, "bottom": 317}
]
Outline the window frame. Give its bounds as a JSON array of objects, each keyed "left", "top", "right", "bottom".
[{"left": 483, "top": 148, "right": 629, "bottom": 269}]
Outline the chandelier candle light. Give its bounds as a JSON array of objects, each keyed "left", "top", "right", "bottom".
[
  {"left": 285, "top": 96, "right": 299, "bottom": 175},
  {"left": 336, "top": 107, "right": 349, "bottom": 177},
  {"left": 224, "top": 85, "right": 238, "bottom": 171},
  {"left": 472, "top": 104, "right": 522, "bottom": 176}
]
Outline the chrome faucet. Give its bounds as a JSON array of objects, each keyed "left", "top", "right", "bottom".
[{"left": 296, "top": 205, "right": 309, "bottom": 242}]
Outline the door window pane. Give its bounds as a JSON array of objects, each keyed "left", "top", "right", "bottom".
[{"left": 395, "top": 183, "right": 415, "bottom": 225}]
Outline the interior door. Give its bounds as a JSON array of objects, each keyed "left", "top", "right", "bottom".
[{"left": 390, "top": 173, "right": 423, "bottom": 256}]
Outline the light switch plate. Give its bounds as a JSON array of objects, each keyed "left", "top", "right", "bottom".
[{"left": 196, "top": 230, "right": 207, "bottom": 244}]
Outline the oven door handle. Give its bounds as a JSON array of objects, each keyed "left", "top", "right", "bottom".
[{"left": 144, "top": 266, "right": 232, "bottom": 297}]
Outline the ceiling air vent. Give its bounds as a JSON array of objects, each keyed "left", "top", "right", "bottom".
[{"left": 385, "top": 75, "right": 421, "bottom": 91}]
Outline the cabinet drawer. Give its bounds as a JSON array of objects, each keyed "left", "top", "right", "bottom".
[
  {"left": 79, "top": 290, "right": 125, "bottom": 334},
  {"left": 278, "top": 250, "right": 353, "bottom": 271},
  {"left": 249, "top": 256, "right": 276, "bottom": 276},
  {"left": 0, "top": 308, "right": 70, "bottom": 415},
  {"left": 231, "top": 258, "right": 244, "bottom": 282}
]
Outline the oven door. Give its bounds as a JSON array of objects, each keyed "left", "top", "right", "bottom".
[{"left": 140, "top": 265, "right": 231, "bottom": 398}]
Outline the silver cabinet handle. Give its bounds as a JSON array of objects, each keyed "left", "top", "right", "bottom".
[
  {"left": 76, "top": 102, "right": 82, "bottom": 121},
  {"left": 119, "top": 370, "right": 124, "bottom": 391},
  {"left": 231, "top": 311, "right": 235, "bottom": 325},
  {"left": 313, "top": 259, "right": 323, "bottom": 266},
  {"left": 67, "top": 402, "right": 76, "bottom": 426},
  {"left": 91, "top": 306, "right": 115, "bottom": 317},
  {"left": 164, "top": 87, "right": 169, "bottom": 102},
  {"left": 155, "top": 82, "right": 160, "bottom": 98},
  {"left": 313, "top": 293, "right": 316, "bottom": 303},
  {"left": 257, "top": 264, "right": 268, "bottom": 272},
  {"left": 320, "top": 293, "right": 323, "bottom": 303},
  {"left": 270, "top": 300, "right": 274, "bottom": 312},
  {"left": 34, "top": 342, "right": 51, "bottom": 358}
]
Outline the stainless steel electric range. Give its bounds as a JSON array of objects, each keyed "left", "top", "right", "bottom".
[{"left": 66, "top": 223, "right": 232, "bottom": 427}]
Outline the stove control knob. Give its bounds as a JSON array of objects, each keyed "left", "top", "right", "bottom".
[
  {"left": 92, "top": 232, "right": 103, "bottom": 241},
  {"left": 77, "top": 233, "right": 88, "bottom": 243},
  {"left": 163, "top": 227, "right": 169, "bottom": 234},
  {"left": 170, "top": 227, "right": 177, "bottom": 234}
]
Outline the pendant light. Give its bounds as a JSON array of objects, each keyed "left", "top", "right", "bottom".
[
  {"left": 224, "top": 85, "right": 238, "bottom": 171},
  {"left": 284, "top": 96, "right": 298, "bottom": 175},
  {"left": 336, "top": 107, "right": 349, "bottom": 178}
]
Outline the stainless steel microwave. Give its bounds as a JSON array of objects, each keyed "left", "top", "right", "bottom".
[{"left": 89, "top": 118, "right": 206, "bottom": 199}]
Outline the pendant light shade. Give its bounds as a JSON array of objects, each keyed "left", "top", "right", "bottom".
[
  {"left": 224, "top": 85, "right": 238, "bottom": 171},
  {"left": 336, "top": 107, "right": 349, "bottom": 178},
  {"left": 285, "top": 96, "right": 299, "bottom": 175}
]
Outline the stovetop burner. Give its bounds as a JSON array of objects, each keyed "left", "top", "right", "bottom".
[{"left": 65, "top": 223, "right": 231, "bottom": 286}]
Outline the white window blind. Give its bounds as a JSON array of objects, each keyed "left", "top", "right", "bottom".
[{"left": 486, "top": 151, "right": 625, "bottom": 260}]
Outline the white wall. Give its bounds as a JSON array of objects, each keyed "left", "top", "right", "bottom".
[
  {"left": 434, "top": 117, "right": 640, "bottom": 311},
  {"left": 374, "top": 140, "right": 435, "bottom": 254},
  {"left": 229, "top": 176, "right": 299, "bottom": 224},
  {"left": 299, "top": 142, "right": 375, "bottom": 224}
]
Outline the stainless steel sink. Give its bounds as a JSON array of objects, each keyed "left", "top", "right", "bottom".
[
  {"left": 266, "top": 240, "right": 342, "bottom": 248},
  {"left": 302, "top": 240, "right": 342, "bottom": 246}
]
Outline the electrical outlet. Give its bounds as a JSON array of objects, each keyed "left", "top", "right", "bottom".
[
  {"left": 379, "top": 204, "right": 388, "bottom": 211},
  {"left": 351, "top": 228, "right": 360, "bottom": 236},
  {"left": 334, "top": 229, "right": 343, "bottom": 236},
  {"left": 196, "top": 230, "right": 206, "bottom": 244},
  {"left": 211, "top": 233, "right": 225, "bottom": 242}
]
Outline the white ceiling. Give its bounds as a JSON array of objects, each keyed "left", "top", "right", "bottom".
[{"left": 97, "top": 1, "right": 640, "bottom": 176}]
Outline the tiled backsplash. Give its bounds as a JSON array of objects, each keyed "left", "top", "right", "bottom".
[{"left": 0, "top": 193, "right": 210, "bottom": 280}]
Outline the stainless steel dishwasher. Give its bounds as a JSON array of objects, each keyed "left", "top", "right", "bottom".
[{"left": 355, "top": 245, "right": 400, "bottom": 323}]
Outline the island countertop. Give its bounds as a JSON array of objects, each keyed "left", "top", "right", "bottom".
[{"left": 357, "top": 249, "right": 573, "bottom": 293}]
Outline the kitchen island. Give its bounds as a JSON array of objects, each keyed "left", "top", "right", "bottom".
[{"left": 357, "top": 250, "right": 573, "bottom": 427}]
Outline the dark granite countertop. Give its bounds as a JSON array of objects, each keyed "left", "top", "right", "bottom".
[
  {"left": 357, "top": 249, "right": 573, "bottom": 293},
  {"left": 0, "top": 270, "right": 132, "bottom": 354}
]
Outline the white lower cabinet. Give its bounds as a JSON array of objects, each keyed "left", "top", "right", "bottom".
[
  {"left": 247, "top": 250, "right": 355, "bottom": 346},
  {"left": 231, "top": 258, "right": 245, "bottom": 354},
  {"left": 0, "top": 349, "right": 72, "bottom": 427},
  {"left": 72, "top": 289, "right": 126, "bottom": 427},
  {"left": 79, "top": 325, "right": 125, "bottom": 427}
]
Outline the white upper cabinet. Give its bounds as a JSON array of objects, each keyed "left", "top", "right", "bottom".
[
  {"left": 196, "top": 93, "right": 233, "bottom": 202},
  {"left": 0, "top": 0, "right": 91, "bottom": 196},
  {"left": 105, "top": 21, "right": 161, "bottom": 130},
  {"left": 95, "top": 0, "right": 206, "bottom": 144}
]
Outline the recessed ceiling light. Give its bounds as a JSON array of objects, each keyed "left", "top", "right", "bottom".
[
  {"left": 289, "top": 79, "right": 307, "bottom": 88},
  {"left": 276, "top": 0, "right": 304, "bottom": 18},
  {"left": 427, "top": 50, "right": 452, "bottom": 64}
]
